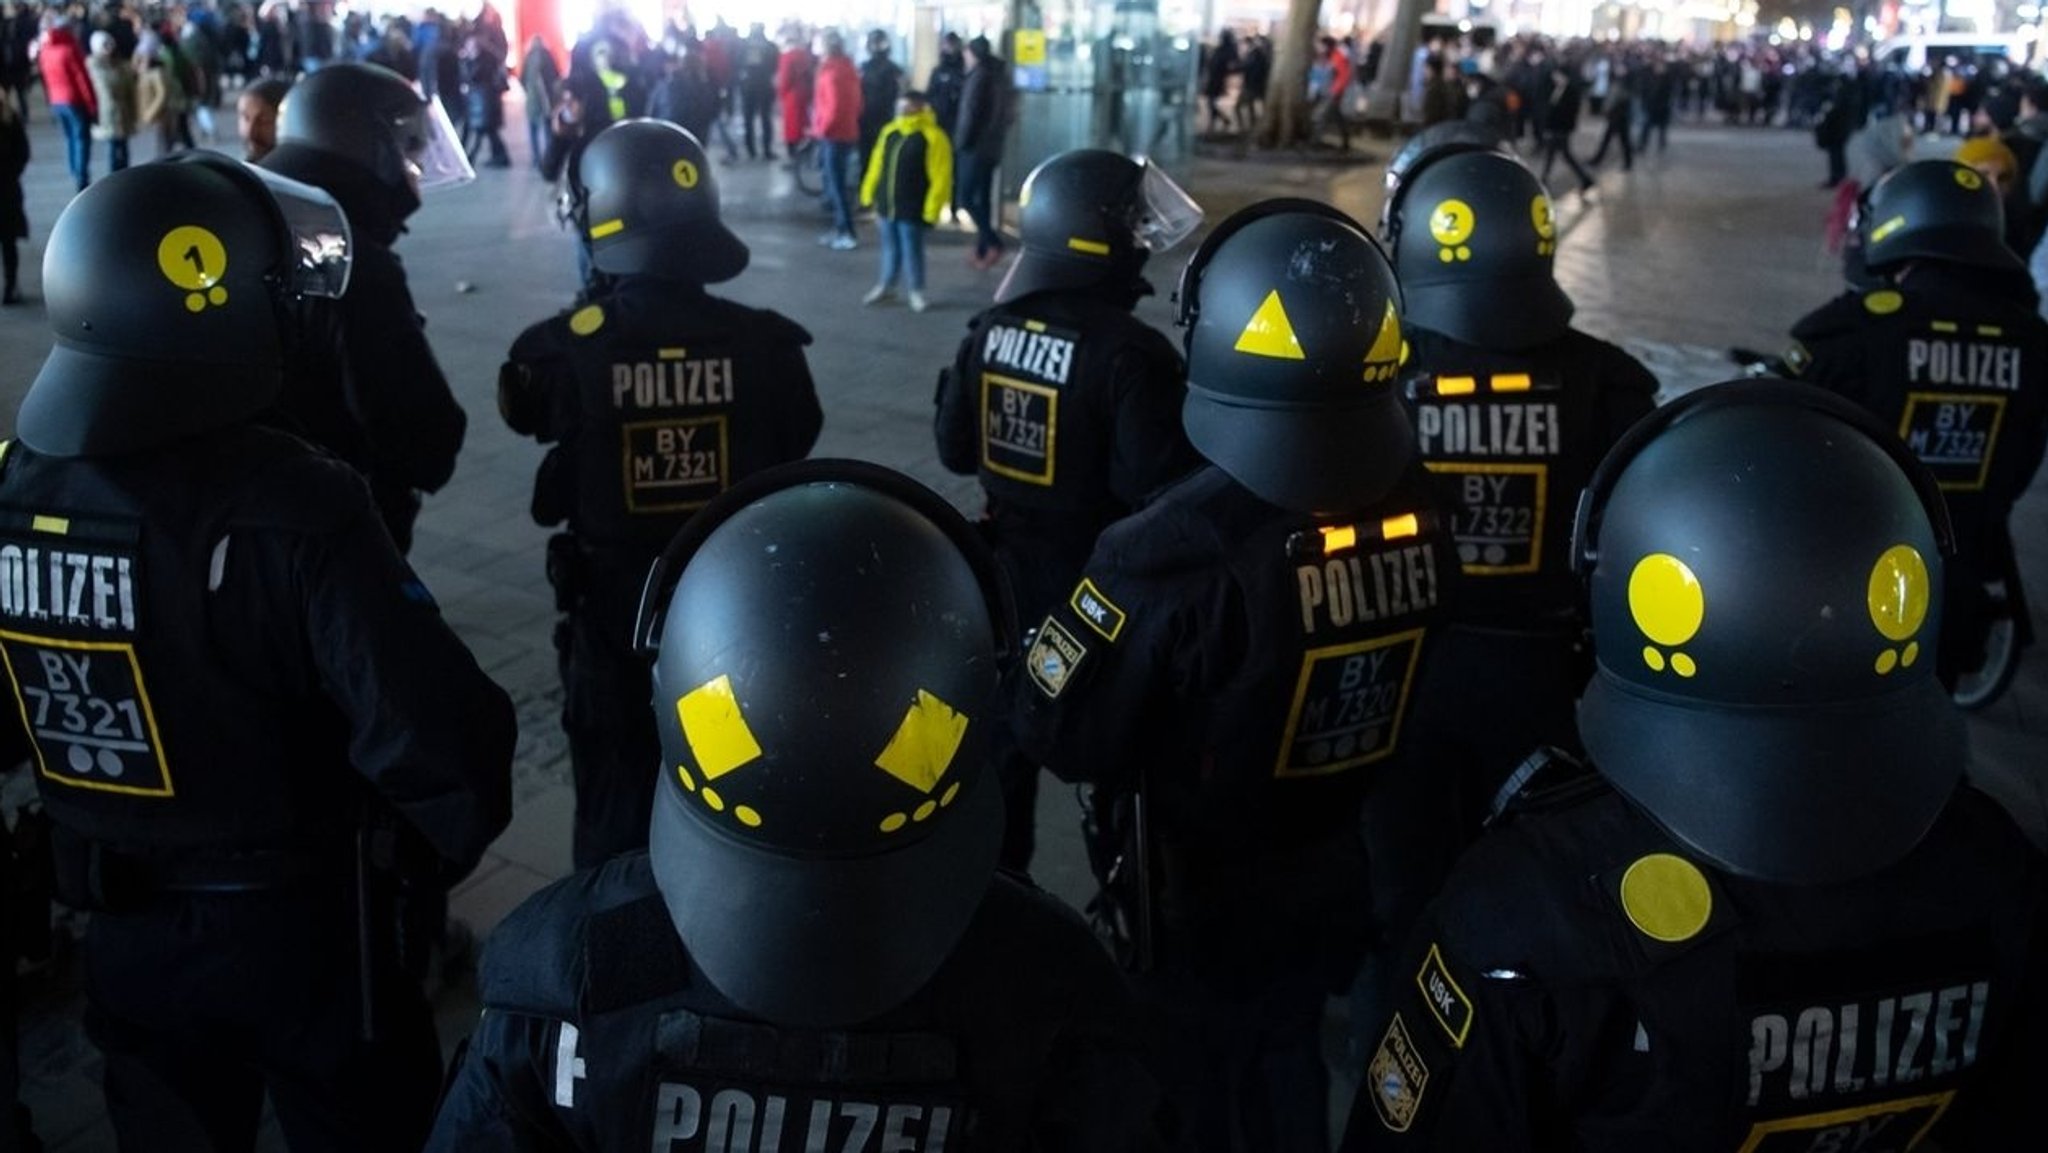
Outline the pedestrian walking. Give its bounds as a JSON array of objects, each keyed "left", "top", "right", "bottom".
[
  {"left": 37, "top": 21, "right": 96, "bottom": 190},
  {"left": 1588, "top": 64, "right": 1634, "bottom": 170},
  {"left": 520, "top": 35, "right": 559, "bottom": 170},
  {"left": 1539, "top": 59, "right": 1596, "bottom": 195},
  {"left": 811, "top": 29, "right": 860, "bottom": 249},
  {"left": 954, "top": 35, "right": 1011, "bottom": 268},
  {"left": 85, "top": 30, "right": 135, "bottom": 175}
]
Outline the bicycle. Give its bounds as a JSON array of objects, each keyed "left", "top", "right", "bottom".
[{"left": 786, "top": 136, "right": 824, "bottom": 197}]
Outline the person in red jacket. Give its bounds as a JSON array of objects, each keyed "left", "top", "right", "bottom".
[
  {"left": 37, "top": 21, "right": 97, "bottom": 190},
  {"left": 811, "top": 28, "right": 861, "bottom": 249},
  {"left": 774, "top": 29, "right": 812, "bottom": 160}
]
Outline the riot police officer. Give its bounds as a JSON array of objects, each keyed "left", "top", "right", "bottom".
[
  {"left": 2, "top": 156, "right": 515, "bottom": 1150},
  {"left": 261, "top": 60, "right": 476, "bottom": 554},
  {"left": 427, "top": 460, "right": 1160, "bottom": 1151},
  {"left": 935, "top": 147, "right": 1202, "bottom": 869},
  {"left": 1373, "top": 147, "right": 1656, "bottom": 933},
  {"left": 1014, "top": 201, "right": 1457, "bottom": 1153},
  {"left": 499, "top": 120, "right": 822, "bottom": 869},
  {"left": 1784, "top": 158, "right": 2048, "bottom": 689},
  {"left": 1341, "top": 380, "right": 2048, "bottom": 1152}
]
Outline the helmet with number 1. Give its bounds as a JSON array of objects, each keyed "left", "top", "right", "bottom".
[
  {"left": 634, "top": 461, "right": 1016, "bottom": 1027},
  {"left": 1574, "top": 380, "right": 1961, "bottom": 885},
  {"left": 1859, "top": 158, "right": 2022, "bottom": 275},
  {"left": 20, "top": 155, "right": 352, "bottom": 458},
  {"left": 1175, "top": 199, "right": 1413, "bottom": 515},
  {"left": 575, "top": 119, "right": 749, "bottom": 282},
  {"left": 995, "top": 149, "right": 1203, "bottom": 304}
]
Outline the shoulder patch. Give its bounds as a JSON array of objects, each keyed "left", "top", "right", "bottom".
[
  {"left": 1415, "top": 944, "right": 1474, "bottom": 1048},
  {"left": 1863, "top": 289, "right": 1905, "bottom": 316},
  {"left": 1025, "top": 617, "right": 1089, "bottom": 699},
  {"left": 1366, "top": 1013, "right": 1430, "bottom": 1133},
  {"left": 1068, "top": 577, "right": 1127, "bottom": 642},
  {"left": 1617, "top": 853, "right": 1713, "bottom": 944},
  {"left": 569, "top": 304, "right": 606, "bottom": 337}
]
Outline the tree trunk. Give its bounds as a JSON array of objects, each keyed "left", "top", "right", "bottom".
[
  {"left": 1256, "top": 0, "right": 1323, "bottom": 148},
  {"left": 1365, "top": 0, "right": 1428, "bottom": 124}
]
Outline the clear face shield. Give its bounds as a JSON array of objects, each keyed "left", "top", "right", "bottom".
[
  {"left": 244, "top": 163, "right": 354, "bottom": 298},
  {"left": 401, "top": 95, "right": 477, "bottom": 193},
  {"left": 1134, "top": 161, "right": 1203, "bottom": 253}
]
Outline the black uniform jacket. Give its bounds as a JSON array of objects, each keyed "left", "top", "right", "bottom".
[
  {"left": 1401, "top": 325, "right": 1657, "bottom": 628},
  {"left": 426, "top": 853, "right": 1162, "bottom": 1152},
  {"left": 1341, "top": 780, "right": 2048, "bottom": 1153}
]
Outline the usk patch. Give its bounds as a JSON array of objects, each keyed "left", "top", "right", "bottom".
[
  {"left": 1025, "top": 618, "right": 1088, "bottom": 699},
  {"left": 1069, "top": 578, "right": 1127, "bottom": 642},
  {"left": 1416, "top": 944, "right": 1474, "bottom": 1048}
]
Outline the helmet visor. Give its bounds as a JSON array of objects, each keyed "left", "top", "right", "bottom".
[
  {"left": 1136, "top": 162, "right": 1203, "bottom": 252},
  {"left": 247, "top": 164, "right": 353, "bottom": 298},
  {"left": 409, "top": 96, "right": 477, "bottom": 192}
]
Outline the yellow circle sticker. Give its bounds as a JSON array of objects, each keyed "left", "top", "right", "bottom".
[
  {"left": 1866, "top": 544, "right": 1930, "bottom": 642},
  {"left": 157, "top": 226, "right": 227, "bottom": 291},
  {"left": 568, "top": 304, "right": 606, "bottom": 336},
  {"left": 1620, "top": 853, "right": 1713, "bottom": 943},
  {"left": 1628, "top": 553, "right": 1706, "bottom": 647},
  {"left": 1955, "top": 167, "right": 1984, "bottom": 191},
  {"left": 1863, "top": 289, "right": 1905, "bottom": 316},
  {"left": 1531, "top": 194, "right": 1555, "bottom": 240},
  {"left": 672, "top": 159, "right": 699, "bottom": 189},
  {"left": 1429, "top": 199, "right": 1475, "bottom": 247}
]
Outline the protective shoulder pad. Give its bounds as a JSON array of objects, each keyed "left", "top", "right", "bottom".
[
  {"left": 478, "top": 854, "right": 681, "bottom": 1019},
  {"left": 1485, "top": 746, "right": 1610, "bottom": 829},
  {"left": 217, "top": 426, "right": 378, "bottom": 536},
  {"left": 1791, "top": 289, "right": 1898, "bottom": 342},
  {"left": 712, "top": 297, "right": 815, "bottom": 347}
]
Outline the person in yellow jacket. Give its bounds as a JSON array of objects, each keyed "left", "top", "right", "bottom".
[{"left": 860, "top": 89, "right": 952, "bottom": 312}]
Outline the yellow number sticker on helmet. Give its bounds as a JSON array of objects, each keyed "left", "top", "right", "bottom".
[
  {"left": 157, "top": 225, "right": 229, "bottom": 313},
  {"left": 1954, "top": 167, "right": 1984, "bottom": 191},
  {"left": 1429, "top": 198, "right": 1475, "bottom": 263},
  {"left": 672, "top": 159, "right": 700, "bottom": 189},
  {"left": 1531, "top": 194, "right": 1556, "bottom": 255}
]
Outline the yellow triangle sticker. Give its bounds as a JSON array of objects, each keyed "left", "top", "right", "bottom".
[
  {"left": 1233, "top": 290, "right": 1306, "bottom": 360},
  {"left": 1362, "top": 301, "right": 1403, "bottom": 382}
]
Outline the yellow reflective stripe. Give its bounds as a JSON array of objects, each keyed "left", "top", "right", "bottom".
[
  {"left": 1490, "top": 373, "right": 1532, "bottom": 392},
  {"left": 1320, "top": 524, "right": 1357, "bottom": 553},
  {"left": 30, "top": 515, "right": 68, "bottom": 535},
  {"left": 589, "top": 218, "right": 625, "bottom": 239},
  {"left": 1066, "top": 237, "right": 1112, "bottom": 255},
  {"left": 1381, "top": 513, "right": 1419, "bottom": 540},
  {"left": 1436, "top": 376, "right": 1477, "bottom": 396},
  {"left": 1930, "top": 320, "right": 1959, "bottom": 333}
]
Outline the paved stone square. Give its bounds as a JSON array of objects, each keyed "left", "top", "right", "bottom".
[{"left": 0, "top": 102, "right": 2041, "bottom": 1150}]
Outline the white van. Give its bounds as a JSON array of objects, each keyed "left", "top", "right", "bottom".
[{"left": 1872, "top": 32, "right": 2033, "bottom": 73}]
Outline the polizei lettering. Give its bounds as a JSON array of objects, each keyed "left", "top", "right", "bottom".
[
  {"left": 651, "top": 1082, "right": 955, "bottom": 1152},
  {"left": 981, "top": 323, "right": 1076, "bottom": 386},
  {"left": 1905, "top": 340, "right": 2021, "bottom": 391},
  {"left": 611, "top": 358, "right": 737, "bottom": 409},
  {"left": 1415, "top": 402, "right": 1562, "bottom": 456},
  {"left": 1746, "top": 981, "right": 1990, "bottom": 1107},
  {"left": 0, "top": 544, "right": 136, "bottom": 632},
  {"left": 1296, "top": 545, "right": 1441, "bottom": 634}
]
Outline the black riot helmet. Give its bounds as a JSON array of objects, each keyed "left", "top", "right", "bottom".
[
  {"left": 270, "top": 61, "right": 473, "bottom": 218},
  {"left": 1175, "top": 199, "right": 1413, "bottom": 515},
  {"left": 1377, "top": 119, "right": 1511, "bottom": 239},
  {"left": 1387, "top": 150, "right": 1574, "bottom": 350},
  {"left": 632, "top": 460, "right": 1017, "bottom": 1028},
  {"left": 19, "top": 154, "right": 353, "bottom": 459},
  {"left": 1859, "top": 158, "right": 2022, "bottom": 275},
  {"left": 994, "top": 149, "right": 1202, "bottom": 304},
  {"left": 575, "top": 119, "right": 749, "bottom": 282},
  {"left": 1573, "top": 379, "right": 1961, "bottom": 886}
]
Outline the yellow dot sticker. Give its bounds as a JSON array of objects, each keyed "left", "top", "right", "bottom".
[
  {"left": 879, "top": 812, "right": 908, "bottom": 833},
  {"left": 1628, "top": 554, "right": 1705, "bottom": 647},
  {"left": 1863, "top": 289, "right": 1905, "bottom": 316},
  {"left": 734, "top": 805, "right": 762, "bottom": 827},
  {"left": 1531, "top": 194, "right": 1555, "bottom": 240},
  {"left": 672, "top": 159, "right": 699, "bottom": 188},
  {"left": 1867, "top": 544, "right": 1930, "bottom": 642},
  {"left": 1955, "top": 167, "right": 1984, "bottom": 191},
  {"left": 157, "top": 225, "right": 227, "bottom": 290},
  {"left": 1619, "top": 853, "right": 1713, "bottom": 943},
  {"left": 1429, "top": 198, "right": 1475, "bottom": 247},
  {"left": 569, "top": 305, "right": 606, "bottom": 336}
]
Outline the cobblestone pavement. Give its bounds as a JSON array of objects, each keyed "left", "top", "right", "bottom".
[{"left": 0, "top": 102, "right": 2041, "bottom": 1150}]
